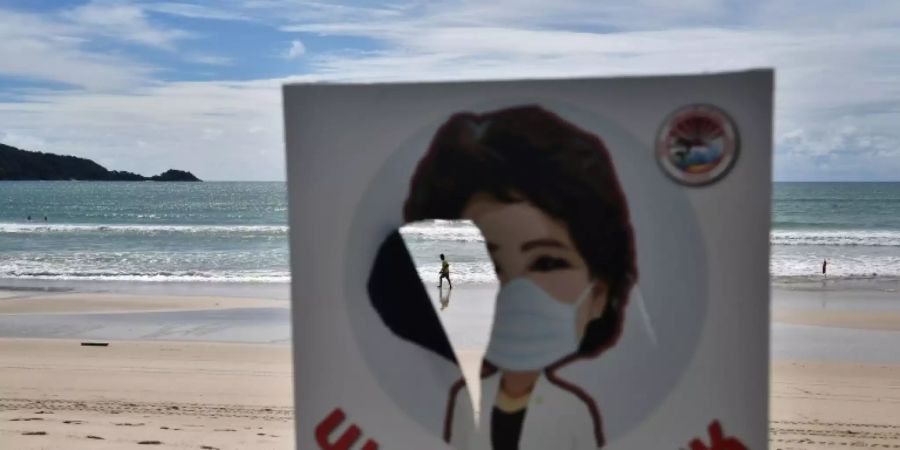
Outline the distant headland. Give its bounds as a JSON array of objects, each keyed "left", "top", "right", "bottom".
[{"left": 0, "top": 143, "right": 201, "bottom": 182}]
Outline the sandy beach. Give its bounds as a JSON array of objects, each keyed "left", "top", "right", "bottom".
[
  {"left": 770, "top": 361, "right": 900, "bottom": 448},
  {"left": 767, "top": 283, "right": 900, "bottom": 449},
  {"left": 0, "top": 338, "right": 293, "bottom": 449},
  {"left": 1, "top": 282, "right": 898, "bottom": 448},
  {"left": 0, "top": 287, "right": 293, "bottom": 449}
]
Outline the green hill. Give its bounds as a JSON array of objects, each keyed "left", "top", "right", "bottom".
[{"left": 0, "top": 143, "right": 200, "bottom": 181}]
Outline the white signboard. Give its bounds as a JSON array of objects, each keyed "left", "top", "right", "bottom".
[{"left": 284, "top": 71, "right": 773, "bottom": 449}]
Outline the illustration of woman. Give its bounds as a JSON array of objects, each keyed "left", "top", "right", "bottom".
[{"left": 403, "top": 105, "right": 638, "bottom": 449}]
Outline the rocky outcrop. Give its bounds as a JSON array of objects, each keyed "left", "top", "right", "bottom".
[{"left": 149, "top": 169, "right": 201, "bottom": 182}]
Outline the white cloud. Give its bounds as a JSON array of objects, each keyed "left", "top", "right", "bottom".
[
  {"left": 0, "top": 9, "right": 153, "bottom": 90},
  {"left": 238, "top": 0, "right": 407, "bottom": 25},
  {"left": 0, "top": 1, "right": 206, "bottom": 90},
  {"left": 2, "top": 0, "right": 900, "bottom": 180},
  {"left": 65, "top": 0, "right": 191, "bottom": 50},
  {"left": 0, "top": 77, "right": 310, "bottom": 180},
  {"left": 143, "top": 2, "right": 250, "bottom": 21},
  {"left": 273, "top": 0, "right": 900, "bottom": 181},
  {"left": 283, "top": 40, "right": 306, "bottom": 59},
  {"left": 187, "top": 54, "right": 233, "bottom": 65}
]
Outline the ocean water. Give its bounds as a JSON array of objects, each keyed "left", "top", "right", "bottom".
[
  {"left": 771, "top": 182, "right": 900, "bottom": 281},
  {"left": 1, "top": 181, "right": 898, "bottom": 285},
  {"left": 0, "top": 182, "right": 288, "bottom": 283},
  {"left": 404, "top": 182, "right": 900, "bottom": 284}
]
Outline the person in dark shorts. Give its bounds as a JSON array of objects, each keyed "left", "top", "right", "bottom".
[{"left": 438, "top": 254, "right": 452, "bottom": 289}]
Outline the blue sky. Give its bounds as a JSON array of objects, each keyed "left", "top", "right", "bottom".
[{"left": 0, "top": 0, "right": 899, "bottom": 181}]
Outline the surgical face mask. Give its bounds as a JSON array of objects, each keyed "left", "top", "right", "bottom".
[{"left": 484, "top": 278, "right": 595, "bottom": 371}]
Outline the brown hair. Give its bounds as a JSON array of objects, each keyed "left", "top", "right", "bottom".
[{"left": 404, "top": 105, "right": 637, "bottom": 355}]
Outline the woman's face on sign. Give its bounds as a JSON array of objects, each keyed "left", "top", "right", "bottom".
[{"left": 462, "top": 192, "right": 609, "bottom": 340}]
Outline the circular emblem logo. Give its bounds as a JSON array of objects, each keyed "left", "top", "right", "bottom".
[{"left": 656, "top": 104, "right": 739, "bottom": 186}]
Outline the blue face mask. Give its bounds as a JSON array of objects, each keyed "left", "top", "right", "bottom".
[{"left": 484, "top": 278, "right": 595, "bottom": 371}]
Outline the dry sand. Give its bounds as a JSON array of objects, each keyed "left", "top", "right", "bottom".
[
  {"left": 0, "top": 338, "right": 293, "bottom": 449},
  {"left": 775, "top": 309, "right": 900, "bottom": 331},
  {"left": 770, "top": 361, "right": 900, "bottom": 449},
  {"left": 768, "top": 299, "right": 900, "bottom": 449}
]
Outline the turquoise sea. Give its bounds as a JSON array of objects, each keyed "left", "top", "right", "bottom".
[
  {"left": 771, "top": 182, "right": 900, "bottom": 281},
  {"left": 1, "top": 181, "right": 898, "bottom": 285},
  {"left": 0, "top": 182, "right": 288, "bottom": 283}
]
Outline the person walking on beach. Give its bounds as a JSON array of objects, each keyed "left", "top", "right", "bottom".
[
  {"left": 822, "top": 259, "right": 827, "bottom": 277},
  {"left": 438, "top": 254, "right": 452, "bottom": 289}
]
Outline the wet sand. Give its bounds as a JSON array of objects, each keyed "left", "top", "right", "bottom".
[
  {"left": 0, "top": 288, "right": 290, "bottom": 344},
  {"left": 0, "top": 291, "right": 285, "bottom": 315}
]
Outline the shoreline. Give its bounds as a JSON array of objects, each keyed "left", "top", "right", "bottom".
[
  {"left": 0, "top": 291, "right": 286, "bottom": 315},
  {"left": 1, "top": 278, "right": 898, "bottom": 346},
  {"left": 0, "top": 272, "right": 896, "bottom": 299},
  {"left": 773, "top": 275, "right": 900, "bottom": 293},
  {"left": 0, "top": 278, "right": 291, "bottom": 300}
]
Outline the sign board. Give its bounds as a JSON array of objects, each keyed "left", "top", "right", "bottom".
[{"left": 284, "top": 71, "right": 773, "bottom": 449}]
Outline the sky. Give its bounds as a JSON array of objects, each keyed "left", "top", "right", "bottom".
[{"left": 0, "top": 1, "right": 898, "bottom": 181}]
